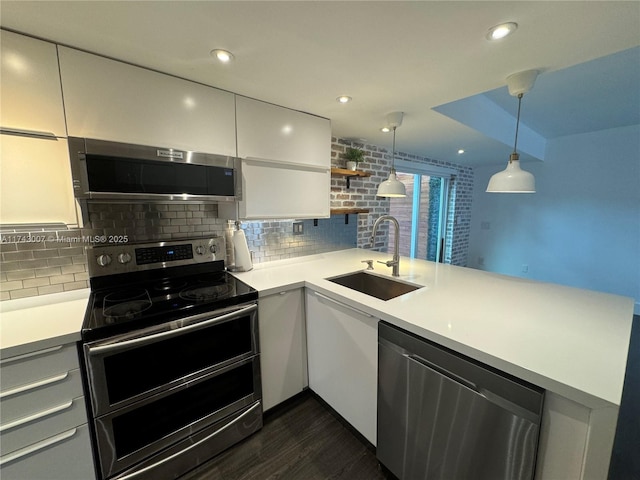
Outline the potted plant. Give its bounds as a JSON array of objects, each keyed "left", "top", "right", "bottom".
[{"left": 344, "top": 147, "right": 365, "bottom": 171}]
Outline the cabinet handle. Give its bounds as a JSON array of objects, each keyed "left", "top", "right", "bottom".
[
  {"left": 244, "top": 156, "right": 330, "bottom": 173},
  {"left": 0, "top": 400, "right": 74, "bottom": 433},
  {"left": 0, "top": 127, "right": 58, "bottom": 140},
  {"left": 0, "top": 372, "right": 69, "bottom": 399},
  {"left": 0, "top": 345, "right": 64, "bottom": 365},
  {"left": 313, "top": 291, "right": 375, "bottom": 318},
  {"left": 0, "top": 428, "right": 78, "bottom": 466}
]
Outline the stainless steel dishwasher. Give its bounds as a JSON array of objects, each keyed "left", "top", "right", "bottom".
[{"left": 377, "top": 321, "right": 545, "bottom": 480}]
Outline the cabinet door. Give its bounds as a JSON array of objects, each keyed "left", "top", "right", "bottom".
[
  {"left": 258, "top": 288, "right": 307, "bottom": 411},
  {"left": 58, "top": 47, "right": 236, "bottom": 155},
  {"left": 232, "top": 158, "right": 330, "bottom": 219},
  {"left": 0, "top": 135, "right": 78, "bottom": 225},
  {"left": 305, "top": 289, "right": 378, "bottom": 445},
  {"left": 0, "top": 30, "right": 67, "bottom": 137},
  {"left": 236, "top": 96, "right": 331, "bottom": 168}
]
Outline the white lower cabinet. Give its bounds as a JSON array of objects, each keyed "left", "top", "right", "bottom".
[
  {"left": 259, "top": 288, "right": 308, "bottom": 411},
  {"left": 0, "top": 344, "right": 95, "bottom": 480},
  {"left": 305, "top": 289, "right": 378, "bottom": 445}
]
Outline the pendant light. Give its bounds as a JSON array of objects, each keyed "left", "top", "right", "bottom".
[
  {"left": 486, "top": 70, "right": 538, "bottom": 193},
  {"left": 377, "top": 112, "right": 406, "bottom": 198}
]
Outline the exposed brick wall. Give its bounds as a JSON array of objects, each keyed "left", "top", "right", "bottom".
[{"left": 331, "top": 137, "right": 473, "bottom": 266}]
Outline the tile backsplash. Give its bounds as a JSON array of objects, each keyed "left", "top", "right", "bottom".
[{"left": 0, "top": 203, "right": 356, "bottom": 301}]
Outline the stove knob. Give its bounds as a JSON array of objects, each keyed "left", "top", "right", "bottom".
[
  {"left": 117, "top": 252, "right": 132, "bottom": 264},
  {"left": 195, "top": 245, "right": 205, "bottom": 255},
  {"left": 96, "top": 254, "right": 112, "bottom": 267},
  {"left": 210, "top": 244, "right": 217, "bottom": 254}
]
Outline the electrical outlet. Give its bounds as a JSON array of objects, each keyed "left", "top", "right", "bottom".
[
  {"left": 478, "top": 256, "right": 485, "bottom": 266},
  {"left": 521, "top": 264, "right": 529, "bottom": 273},
  {"left": 293, "top": 222, "right": 304, "bottom": 235},
  {"left": 481, "top": 221, "right": 491, "bottom": 230}
]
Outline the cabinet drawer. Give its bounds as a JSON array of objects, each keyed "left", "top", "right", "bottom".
[
  {"left": 0, "top": 369, "right": 83, "bottom": 425},
  {"left": 0, "top": 423, "right": 96, "bottom": 480},
  {"left": 1, "top": 396, "right": 87, "bottom": 456},
  {"left": 0, "top": 344, "right": 79, "bottom": 393}
]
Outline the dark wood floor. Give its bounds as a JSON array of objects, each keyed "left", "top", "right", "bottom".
[{"left": 180, "top": 393, "right": 390, "bottom": 480}]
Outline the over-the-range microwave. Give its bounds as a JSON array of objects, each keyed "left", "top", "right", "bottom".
[{"left": 67, "top": 137, "right": 240, "bottom": 202}]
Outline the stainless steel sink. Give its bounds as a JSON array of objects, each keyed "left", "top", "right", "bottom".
[{"left": 327, "top": 271, "right": 422, "bottom": 301}]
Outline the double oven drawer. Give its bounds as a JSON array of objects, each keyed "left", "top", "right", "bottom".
[{"left": 82, "top": 302, "right": 262, "bottom": 479}]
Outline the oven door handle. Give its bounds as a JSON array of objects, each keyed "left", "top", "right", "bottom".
[
  {"left": 88, "top": 303, "right": 257, "bottom": 355},
  {"left": 113, "top": 401, "right": 262, "bottom": 480}
]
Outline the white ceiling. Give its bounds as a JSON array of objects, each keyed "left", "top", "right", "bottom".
[{"left": 2, "top": 1, "right": 639, "bottom": 166}]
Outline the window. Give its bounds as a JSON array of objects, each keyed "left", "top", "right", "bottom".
[{"left": 386, "top": 160, "right": 455, "bottom": 263}]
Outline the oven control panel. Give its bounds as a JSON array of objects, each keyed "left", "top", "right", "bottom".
[{"left": 88, "top": 236, "right": 226, "bottom": 278}]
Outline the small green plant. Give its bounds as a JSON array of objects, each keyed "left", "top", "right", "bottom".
[{"left": 344, "top": 147, "right": 365, "bottom": 164}]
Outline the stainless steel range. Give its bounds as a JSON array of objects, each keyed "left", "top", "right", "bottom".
[{"left": 79, "top": 237, "right": 262, "bottom": 480}]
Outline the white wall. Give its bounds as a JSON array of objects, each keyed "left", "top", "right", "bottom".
[{"left": 468, "top": 125, "right": 640, "bottom": 314}]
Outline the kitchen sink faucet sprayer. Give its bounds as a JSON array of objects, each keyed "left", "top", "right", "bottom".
[{"left": 371, "top": 215, "right": 400, "bottom": 277}]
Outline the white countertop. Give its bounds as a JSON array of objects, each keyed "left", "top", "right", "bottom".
[
  {"left": 234, "top": 248, "right": 635, "bottom": 409},
  {"left": 0, "top": 288, "right": 90, "bottom": 359},
  {"left": 0, "top": 249, "right": 633, "bottom": 409}
]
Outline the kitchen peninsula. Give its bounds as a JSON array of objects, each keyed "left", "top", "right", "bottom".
[
  {"left": 1, "top": 248, "right": 634, "bottom": 480},
  {"left": 233, "top": 248, "right": 634, "bottom": 480}
]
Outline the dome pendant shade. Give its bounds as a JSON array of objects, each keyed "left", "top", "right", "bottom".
[
  {"left": 377, "top": 170, "right": 407, "bottom": 197},
  {"left": 377, "top": 113, "right": 406, "bottom": 198},
  {"left": 486, "top": 72, "right": 537, "bottom": 194},
  {"left": 486, "top": 153, "right": 535, "bottom": 193}
]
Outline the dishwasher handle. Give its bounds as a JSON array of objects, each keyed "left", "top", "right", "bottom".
[
  {"left": 404, "top": 352, "right": 541, "bottom": 424},
  {"left": 404, "top": 353, "right": 479, "bottom": 392}
]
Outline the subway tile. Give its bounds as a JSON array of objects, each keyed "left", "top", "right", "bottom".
[
  {"left": 0, "top": 280, "right": 23, "bottom": 291},
  {"left": 10, "top": 288, "right": 39, "bottom": 300},
  {"left": 35, "top": 266, "right": 63, "bottom": 277},
  {"left": 72, "top": 255, "right": 88, "bottom": 265},
  {"left": 47, "top": 257, "right": 74, "bottom": 267},
  {"left": 23, "top": 277, "right": 51, "bottom": 288},
  {"left": 3, "top": 250, "right": 34, "bottom": 262},
  {"left": 61, "top": 264, "right": 86, "bottom": 275},
  {"left": 62, "top": 280, "right": 88, "bottom": 291},
  {"left": 33, "top": 249, "right": 62, "bottom": 259},
  {"left": 6, "top": 270, "right": 36, "bottom": 281},
  {"left": 37, "top": 284, "right": 65, "bottom": 296},
  {"left": 0, "top": 291, "right": 10, "bottom": 301},
  {"left": 49, "top": 274, "right": 76, "bottom": 285},
  {"left": 18, "top": 259, "right": 49, "bottom": 270},
  {"left": 74, "top": 272, "right": 89, "bottom": 282}
]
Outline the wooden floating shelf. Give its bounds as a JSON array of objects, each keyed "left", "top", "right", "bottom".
[
  {"left": 330, "top": 168, "right": 371, "bottom": 177},
  {"left": 330, "top": 208, "right": 370, "bottom": 224},
  {"left": 330, "top": 208, "right": 370, "bottom": 215},
  {"left": 330, "top": 168, "right": 371, "bottom": 188}
]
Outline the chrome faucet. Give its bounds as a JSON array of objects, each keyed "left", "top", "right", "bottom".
[{"left": 371, "top": 215, "right": 400, "bottom": 277}]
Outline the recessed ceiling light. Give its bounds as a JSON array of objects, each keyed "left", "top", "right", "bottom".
[
  {"left": 381, "top": 127, "right": 390, "bottom": 133},
  {"left": 337, "top": 95, "right": 352, "bottom": 104},
  {"left": 458, "top": 149, "right": 465, "bottom": 155},
  {"left": 210, "top": 49, "right": 234, "bottom": 63},
  {"left": 486, "top": 22, "right": 518, "bottom": 41}
]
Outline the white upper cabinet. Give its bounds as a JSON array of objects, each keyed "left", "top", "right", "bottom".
[
  {"left": 230, "top": 158, "right": 330, "bottom": 220},
  {"left": 0, "top": 135, "right": 78, "bottom": 225},
  {"left": 0, "top": 30, "right": 66, "bottom": 137},
  {"left": 57, "top": 47, "right": 236, "bottom": 155},
  {"left": 236, "top": 96, "right": 330, "bottom": 168},
  {"left": 225, "top": 96, "right": 331, "bottom": 219}
]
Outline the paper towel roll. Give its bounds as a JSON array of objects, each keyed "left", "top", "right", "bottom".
[{"left": 232, "top": 229, "right": 253, "bottom": 271}]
